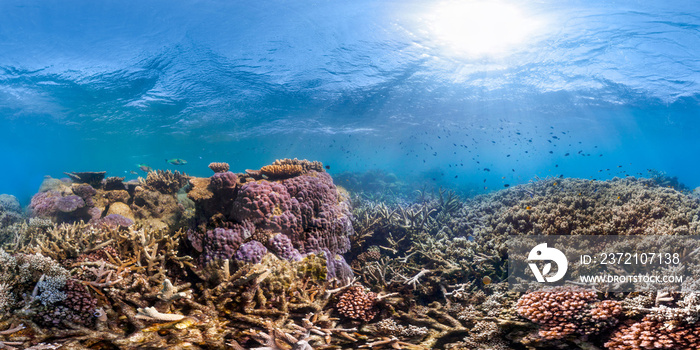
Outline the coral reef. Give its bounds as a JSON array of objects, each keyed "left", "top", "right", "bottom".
[{"left": 7, "top": 164, "right": 700, "bottom": 349}]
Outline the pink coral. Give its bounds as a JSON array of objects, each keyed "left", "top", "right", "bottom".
[
  {"left": 605, "top": 317, "right": 700, "bottom": 350},
  {"left": 517, "top": 287, "right": 620, "bottom": 340},
  {"left": 336, "top": 285, "right": 378, "bottom": 322}
]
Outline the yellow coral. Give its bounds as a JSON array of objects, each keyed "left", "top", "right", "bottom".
[{"left": 259, "top": 164, "right": 305, "bottom": 179}]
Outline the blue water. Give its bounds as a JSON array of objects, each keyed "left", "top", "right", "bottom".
[{"left": 2, "top": 0, "right": 700, "bottom": 204}]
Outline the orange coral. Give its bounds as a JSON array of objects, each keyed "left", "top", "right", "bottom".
[{"left": 260, "top": 164, "right": 305, "bottom": 179}]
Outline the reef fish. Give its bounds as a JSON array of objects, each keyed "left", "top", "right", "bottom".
[
  {"left": 137, "top": 164, "right": 152, "bottom": 172},
  {"left": 166, "top": 158, "right": 188, "bottom": 165}
]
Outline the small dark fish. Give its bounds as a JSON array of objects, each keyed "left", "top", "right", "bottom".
[
  {"left": 504, "top": 184, "right": 510, "bottom": 188},
  {"left": 564, "top": 153, "right": 570, "bottom": 156},
  {"left": 549, "top": 151, "right": 553, "bottom": 154},
  {"left": 325, "top": 165, "right": 330, "bottom": 169},
  {"left": 483, "top": 168, "right": 490, "bottom": 172},
  {"left": 166, "top": 158, "right": 187, "bottom": 165}
]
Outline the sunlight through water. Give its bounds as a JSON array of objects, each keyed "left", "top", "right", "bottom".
[{"left": 427, "top": 0, "right": 544, "bottom": 58}]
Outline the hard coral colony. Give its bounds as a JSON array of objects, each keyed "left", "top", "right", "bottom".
[{"left": 1, "top": 163, "right": 700, "bottom": 349}]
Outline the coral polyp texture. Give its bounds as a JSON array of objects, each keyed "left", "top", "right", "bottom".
[{"left": 6, "top": 167, "right": 700, "bottom": 349}]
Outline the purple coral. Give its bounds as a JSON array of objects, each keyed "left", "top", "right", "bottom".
[
  {"left": 55, "top": 195, "right": 85, "bottom": 213},
  {"left": 93, "top": 214, "right": 134, "bottom": 229},
  {"left": 321, "top": 249, "right": 353, "bottom": 282},
  {"left": 268, "top": 233, "right": 302, "bottom": 261},
  {"left": 210, "top": 171, "right": 238, "bottom": 192},
  {"left": 281, "top": 173, "right": 353, "bottom": 254},
  {"left": 234, "top": 241, "right": 268, "bottom": 264},
  {"left": 231, "top": 181, "right": 302, "bottom": 235},
  {"left": 29, "top": 190, "right": 61, "bottom": 217},
  {"left": 189, "top": 222, "right": 254, "bottom": 262},
  {"left": 72, "top": 184, "right": 96, "bottom": 206}
]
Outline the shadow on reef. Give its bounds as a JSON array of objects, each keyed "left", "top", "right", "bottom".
[{"left": 2, "top": 166, "right": 700, "bottom": 349}]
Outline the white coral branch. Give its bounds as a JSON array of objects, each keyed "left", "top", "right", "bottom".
[{"left": 135, "top": 307, "right": 185, "bottom": 321}]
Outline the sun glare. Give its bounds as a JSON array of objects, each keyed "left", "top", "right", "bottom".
[{"left": 429, "top": 1, "right": 543, "bottom": 58}]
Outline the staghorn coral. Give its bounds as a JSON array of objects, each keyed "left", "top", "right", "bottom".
[{"left": 208, "top": 162, "right": 230, "bottom": 173}]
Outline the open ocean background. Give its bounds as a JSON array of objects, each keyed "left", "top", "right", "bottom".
[{"left": 1, "top": 0, "right": 699, "bottom": 205}]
